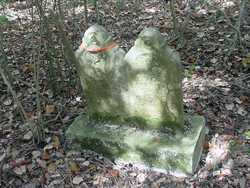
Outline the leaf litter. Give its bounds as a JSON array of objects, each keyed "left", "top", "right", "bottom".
[{"left": 0, "top": 0, "right": 249, "bottom": 187}]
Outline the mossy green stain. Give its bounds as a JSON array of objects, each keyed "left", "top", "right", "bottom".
[
  {"left": 76, "top": 25, "right": 184, "bottom": 130},
  {"left": 66, "top": 114, "right": 206, "bottom": 174},
  {"left": 89, "top": 112, "right": 183, "bottom": 132}
]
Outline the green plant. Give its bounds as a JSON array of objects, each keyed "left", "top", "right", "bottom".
[
  {"left": 0, "top": 0, "right": 8, "bottom": 4},
  {"left": 0, "top": 15, "right": 8, "bottom": 25},
  {"left": 88, "top": 0, "right": 97, "bottom": 6},
  {"left": 184, "top": 63, "right": 196, "bottom": 78},
  {"left": 115, "top": 0, "right": 124, "bottom": 10},
  {"left": 243, "top": 130, "right": 250, "bottom": 139}
]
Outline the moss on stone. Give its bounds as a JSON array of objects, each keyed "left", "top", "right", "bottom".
[
  {"left": 89, "top": 112, "right": 183, "bottom": 131},
  {"left": 66, "top": 114, "right": 207, "bottom": 174},
  {"left": 76, "top": 25, "right": 184, "bottom": 130}
]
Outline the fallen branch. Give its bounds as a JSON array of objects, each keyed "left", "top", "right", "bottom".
[
  {"left": 0, "top": 66, "right": 28, "bottom": 122},
  {"left": 225, "top": 0, "right": 246, "bottom": 61}
]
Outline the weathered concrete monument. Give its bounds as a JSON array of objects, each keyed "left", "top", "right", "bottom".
[{"left": 66, "top": 25, "right": 207, "bottom": 175}]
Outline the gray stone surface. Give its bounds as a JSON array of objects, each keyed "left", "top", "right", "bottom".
[
  {"left": 68, "top": 25, "right": 207, "bottom": 175},
  {"left": 123, "top": 28, "right": 184, "bottom": 128},
  {"left": 75, "top": 25, "right": 184, "bottom": 129},
  {"left": 66, "top": 114, "right": 207, "bottom": 174}
]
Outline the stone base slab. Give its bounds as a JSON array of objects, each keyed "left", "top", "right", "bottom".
[{"left": 66, "top": 115, "right": 207, "bottom": 175}]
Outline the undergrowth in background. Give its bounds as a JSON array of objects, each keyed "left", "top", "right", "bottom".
[{"left": 0, "top": 0, "right": 249, "bottom": 187}]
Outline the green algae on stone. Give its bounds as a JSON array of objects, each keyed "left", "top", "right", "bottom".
[
  {"left": 76, "top": 25, "right": 184, "bottom": 129},
  {"left": 89, "top": 112, "right": 183, "bottom": 132},
  {"left": 123, "top": 27, "right": 184, "bottom": 128},
  {"left": 69, "top": 25, "right": 207, "bottom": 175},
  {"left": 66, "top": 114, "right": 206, "bottom": 174},
  {"left": 0, "top": 15, "right": 8, "bottom": 25}
]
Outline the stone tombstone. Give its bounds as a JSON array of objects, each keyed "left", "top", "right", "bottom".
[
  {"left": 67, "top": 25, "right": 207, "bottom": 175},
  {"left": 123, "top": 27, "right": 184, "bottom": 128},
  {"left": 75, "top": 24, "right": 127, "bottom": 117},
  {"left": 75, "top": 25, "right": 183, "bottom": 129}
]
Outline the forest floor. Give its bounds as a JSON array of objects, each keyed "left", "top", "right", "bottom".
[{"left": 0, "top": 0, "right": 250, "bottom": 187}]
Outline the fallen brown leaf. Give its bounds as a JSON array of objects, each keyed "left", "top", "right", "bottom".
[
  {"left": 42, "top": 151, "right": 50, "bottom": 160},
  {"left": 37, "top": 159, "right": 47, "bottom": 169},
  {"left": 47, "top": 162, "right": 56, "bottom": 173},
  {"left": 107, "top": 169, "right": 120, "bottom": 177},
  {"left": 68, "top": 161, "right": 80, "bottom": 175},
  {"left": 240, "top": 95, "right": 249, "bottom": 104},
  {"left": 22, "top": 63, "right": 34, "bottom": 73},
  {"left": 45, "top": 105, "right": 56, "bottom": 114},
  {"left": 52, "top": 136, "right": 61, "bottom": 150}
]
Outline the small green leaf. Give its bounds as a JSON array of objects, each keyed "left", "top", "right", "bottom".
[
  {"left": 0, "top": 15, "right": 8, "bottom": 25},
  {"left": 115, "top": 0, "right": 124, "bottom": 10},
  {"left": 243, "top": 130, "right": 250, "bottom": 139}
]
